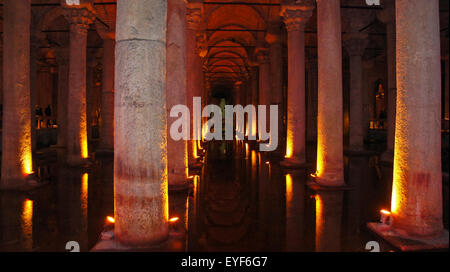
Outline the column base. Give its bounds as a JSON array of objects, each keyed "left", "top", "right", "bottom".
[
  {"left": 0, "top": 174, "right": 47, "bottom": 191},
  {"left": 367, "top": 222, "right": 449, "bottom": 251},
  {"left": 280, "top": 157, "right": 312, "bottom": 169},
  {"left": 307, "top": 175, "right": 351, "bottom": 191},
  {"left": 91, "top": 223, "right": 185, "bottom": 252}
]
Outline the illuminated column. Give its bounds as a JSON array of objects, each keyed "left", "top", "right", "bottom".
[
  {"left": 186, "top": 3, "right": 204, "bottom": 168},
  {"left": 98, "top": 35, "right": 115, "bottom": 153},
  {"left": 390, "top": 0, "right": 443, "bottom": 237},
  {"left": 250, "top": 66, "right": 259, "bottom": 138},
  {"left": 256, "top": 47, "right": 270, "bottom": 137},
  {"left": 313, "top": 0, "right": 344, "bottom": 187},
  {"left": 167, "top": 0, "right": 189, "bottom": 189},
  {"left": 1, "top": 0, "right": 34, "bottom": 189},
  {"left": 343, "top": 33, "right": 368, "bottom": 152},
  {"left": 54, "top": 48, "right": 69, "bottom": 147},
  {"left": 114, "top": 0, "right": 168, "bottom": 246},
  {"left": 377, "top": 0, "right": 396, "bottom": 163},
  {"left": 266, "top": 24, "right": 284, "bottom": 156},
  {"left": 63, "top": 4, "right": 95, "bottom": 165},
  {"left": 280, "top": 3, "right": 313, "bottom": 167}
]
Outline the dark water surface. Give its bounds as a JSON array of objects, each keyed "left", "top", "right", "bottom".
[{"left": 0, "top": 142, "right": 447, "bottom": 252}]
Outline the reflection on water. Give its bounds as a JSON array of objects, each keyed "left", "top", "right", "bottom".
[
  {"left": 21, "top": 199, "right": 33, "bottom": 250},
  {"left": 0, "top": 141, "right": 445, "bottom": 252}
]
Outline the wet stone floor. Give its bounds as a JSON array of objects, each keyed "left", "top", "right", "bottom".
[{"left": 0, "top": 142, "right": 448, "bottom": 252}]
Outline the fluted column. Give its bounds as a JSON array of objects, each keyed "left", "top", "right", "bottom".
[
  {"left": 63, "top": 4, "right": 95, "bottom": 165},
  {"left": 390, "top": 0, "right": 443, "bottom": 237},
  {"left": 280, "top": 3, "right": 313, "bottom": 168},
  {"left": 377, "top": 0, "right": 396, "bottom": 163},
  {"left": 1, "top": 0, "right": 34, "bottom": 189},
  {"left": 167, "top": 0, "right": 189, "bottom": 190},
  {"left": 98, "top": 36, "right": 115, "bottom": 153},
  {"left": 114, "top": 0, "right": 169, "bottom": 246},
  {"left": 313, "top": 0, "right": 344, "bottom": 187},
  {"left": 186, "top": 3, "right": 204, "bottom": 169},
  {"left": 344, "top": 33, "right": 368, "bottom": 152}
]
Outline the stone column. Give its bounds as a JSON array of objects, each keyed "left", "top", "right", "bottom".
[
  {"left": 1, "top": 0, "right": 35, "bottom": 189},
  {"left": 306, "top": 52, "right": 318, "bottom": 143},
  {"left": 167, "top": 0, "right": 189, "bottom": 190},
  {"left": 54, "top": 48, "right": 69, "bottom": 148},
  {"left": 250, "top": 66, "right": 259, "bottom": 138},
  {"left": 30, "top": 38, "right": 39, "bottom": 151},
  {"left": 344, "top": 33, "right": 368, "bottom": 152},
  {"left": 186, "top": 3, "right": 203, "bottom": 168},
  {"left": 0, "top": 34, "right": 3, "bottom": 106},
  {"left": 280, "top": 3, "right": 313, "bottom": 168},
  {"left": 313, "top": 0, "right": 344, "bottom": 187},
  {"left": 63, "top": 4, "right": 95, "bottom": 165},
  {"left": 390, "top": 0, "right": 443, "bottom": 237},
  {"left": 86, "top": 51, "right": 97, "bottom": 142},
  {"left": 97, "top": 35, "right": 115, "bottom": 153},
  {"left": 114, "top": 0, "right": 168, "bottom": 246},
  {"left": 377, "top": 0, "right": 396, "bottom": 163},
  {"left": 255, "top": 47, "right": 270, "bottom": 139},
  {"left": 266, "top": 24, "right": 284, "bottom": 156}
]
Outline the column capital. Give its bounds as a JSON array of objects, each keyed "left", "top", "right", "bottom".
[
  {"left": 195, "top": 32, "right": 208, "bottom": 58},
  {"left": 63, "top": 4, "right": 96, "bottom": 33},
  {"left": 186, "top": 2, "right": 203, "bottom": 31},
  {"left": 281, "top": 2, "right": 314, "bottom": 32},
  {"left": 343, "top": 33, "right": 369, "bottom": 57}
]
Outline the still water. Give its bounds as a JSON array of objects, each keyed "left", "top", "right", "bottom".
[{"left": 0, "top": 142, "right": 446, "bottom": 252}]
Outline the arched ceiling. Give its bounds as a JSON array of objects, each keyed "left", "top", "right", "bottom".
[{"left": 203, "top": 1, "right": 274, "bottom": 89}]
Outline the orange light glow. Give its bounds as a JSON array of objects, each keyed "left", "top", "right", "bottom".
[
  {"left": 81, "top": 132, "right": 88, "bottom": 159},
  {"left": 169, "top": 217, "right": 179, "bottom": 223},
  {"left": 245, "top": 143, "right": 249, "bottom": 156},
  {"left": 315, "top": 194, "right": 323, "bottom": 248},
  {"left": 21, "top": 199, "right": 33, "bottom": 249},
  {"left": 251, "top": 151, "right": 257, "bottom": 167},
  {"left": 265, "top": 161, "right": 270, "bottom": 165},
  {"left": 81, "top": 173, "right": 88, "bottom": 219},
  {"left": 106, "top": 216, "right": 115, "bottom": 223},
  {"left": 391, "top": 169, "right": 400, "bottom": 214},
  {"left": 193, "top": 141, "right": 199, "bottom": 159},
  {"left": 21, "top": 146, "right": 33, "bottom": 175},
  {"left": 315, "top": 138, "right": 325, "bottom": 178},
  {"left": 380, "top": 209, "right": 391, "bottom": 215},
  {"left": 286, "top": 174, "right": 293, "bottom": 211},
  {"left": 285, "top": 130, "right": 294, "bottom": 159}
]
